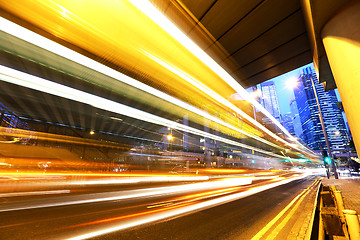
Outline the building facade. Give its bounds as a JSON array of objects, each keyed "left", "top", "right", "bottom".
[
  {"left": 259, "top": 81, "right": 282, "bottom": 134},
  {"left": 260, "top": 81, "right": 281, "bottom": 122},
  {"left": 293, "top": 67, "right": 348, "bottom": 153},
  {"left": 290, "top": 98, "right": 304, "bottom": 140},
  {"left": 281, "top": 112, "right": 295, "bottom": 137}
]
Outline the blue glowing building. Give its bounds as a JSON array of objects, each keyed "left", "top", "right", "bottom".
[{"left": 293, "top": 67, "right": 348, "bottom": 153}]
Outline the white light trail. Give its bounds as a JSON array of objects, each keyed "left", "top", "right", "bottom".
[
  {"left": 67, "top": 174, "right": 307, "bottom": 240},
  {"left": 128, "top": 0, "right": 316, "bottom": 157},
  {"left": 0, "top": 16, "right": 314, "bottom": 157},
  {"left": 0, "top": 65, "right": 288, "bottom": 160},
  {"left": 0, "top": 177, "right": 252, "bottom": 213},
  {"left": 0, "top": 190, "right": 70, "bottom": 198},
  {"left": 69, "top": 176, "right": 209, "bottom": 185},
  {"left": 143, "top": 51, "right": 281, "bottom": 150}
]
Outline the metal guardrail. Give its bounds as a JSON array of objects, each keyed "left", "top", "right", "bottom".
[{"left": 311, "top": 183, "right": 360, "bottom": 240}]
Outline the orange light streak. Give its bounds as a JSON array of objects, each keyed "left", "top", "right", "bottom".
[
  {"left": 72, "top": 202, "right": 193, "bottom": 228},
  {"left": 178, "top": 186, "right": 242, "bottom": 201},
  {"left": 201, "top": 169, "right": 248, "bottom": 174}
]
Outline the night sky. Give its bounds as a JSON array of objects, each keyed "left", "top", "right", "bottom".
[{"left": 272, "top": 63, "right": 313, "bottom": 114}]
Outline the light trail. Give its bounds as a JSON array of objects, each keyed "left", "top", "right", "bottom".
[
  {"left": 0, "top": 17, "right": 262, "bottom": 149},
  {"left": 0, "top": 65, "right": 290, "bottom": 160},
  {"left": 68, "top": 176, "right": 210, "bottom": 185},
  {"left": 0, "top": 190, "right": 70, "bottom": 198},
  {"left": 0, "top": 16, "right": 315, "bottom": 159},
  {"left": 143, "top": 51, "right": 282, "bottom": 150},
  {"left": 70, "top": 187, "right": 243, "bottom": 229},
  {"left": 66, "top": 174, "right": 308, "bottom": 240},
  {"left": 0, "top": 177, "right": 252, "bottom": 213},
  {"left": 129, "top": 0, "right": 316, "bottom": 157}
]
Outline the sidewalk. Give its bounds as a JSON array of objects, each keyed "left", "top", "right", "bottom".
[{"left": 322, "top": 176, "right": 360, "bottom": 215}]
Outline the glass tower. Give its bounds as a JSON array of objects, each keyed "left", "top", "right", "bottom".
[
  {"left": 281, "top": 112, "right": 295, "bottom": 136},
  {"left": 290, "top": 99, "right": 304, "bottom": 140},
  {"left": 293, "top": 67, "right": 348, "bottom": 153},
  {"left": 260, "top": 81, "right": 281, "bottom": 122}
]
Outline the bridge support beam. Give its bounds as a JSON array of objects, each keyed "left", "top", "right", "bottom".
[{"left": 321, "top": 1, "right": 360, "bottom": 154}]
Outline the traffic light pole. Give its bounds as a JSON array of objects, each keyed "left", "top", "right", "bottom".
[{"left": 310, "top": 76, "right": 339, "bottom": 179}]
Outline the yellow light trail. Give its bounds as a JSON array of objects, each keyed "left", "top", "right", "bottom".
[
  {"left": 0, "top": 64, "right": 292, "bottom": 160},
  {"left": 66, "top": 174, "right": 308, "bottom": 240},
  {"left": 129, "top": 0, "right": 316, "bottom": 157},
  {"left": 143, "top": 51, "right": 282, "bottom": 150},
  {"left": 0, "top": 1, "right": 317, "bottom": 159}
]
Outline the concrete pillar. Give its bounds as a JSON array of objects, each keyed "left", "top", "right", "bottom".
[
  {"left": 343, "top": 210, "right": 360, "bottom": 240},
  {"left": 321, "top": 1, "right": 360, "bottom": 153}
]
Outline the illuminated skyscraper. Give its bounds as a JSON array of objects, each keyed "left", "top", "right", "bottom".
[
  {"left": 293, "top": 67, "right": 348, "bottom": 152},
  {"left": 260, "top": 81, "right": 281, "bottom": 122},
  {"left": 289, "top": 99, "right": 304, "bottom": 140},
  {"left": 281, "top": 112, "right": 295, "bottom": 136},
  {"left": 258, "top": 81, "right": 283, "bottom": 135}
]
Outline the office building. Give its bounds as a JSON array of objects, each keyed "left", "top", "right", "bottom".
[
  {"left": 281, "top": 112, "right": 295, "bottom": 137},
  {"left": 290, "top": 99, "right": 304, "bottom": 141},
  {"left": 260, "top": 81, "right": 281, "bottom": 122},
  {"left": 293, "top": 67, "right": 348, "bottom": 153}
]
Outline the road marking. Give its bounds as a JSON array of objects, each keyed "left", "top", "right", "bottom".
[
  {"left": 265, "top": 180, "right": 319, "bottom": 240},
  {"left": 251, "top": 179, "right": 320, "bottom": 240}
]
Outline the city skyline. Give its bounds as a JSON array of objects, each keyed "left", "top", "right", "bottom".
[
  {"left": 271, "top": 63, "right": 313, "bottom": 114},
  {"left": 263, "top": 63, "right": 343, "bottom": 116},
  {"left": 249, "top": 64, "right": 349, "bottom": 154}
]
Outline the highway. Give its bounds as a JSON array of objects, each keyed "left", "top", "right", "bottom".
[{"left": 0, "top": 170, "right": 321, "bottom": 240}]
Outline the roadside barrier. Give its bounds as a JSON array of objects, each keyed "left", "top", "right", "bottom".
[{"left": 311, "top": 183, "right": 360, "bottom": 240}]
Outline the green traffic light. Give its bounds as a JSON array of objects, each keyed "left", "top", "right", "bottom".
[{"left": 324, "top": 156, "right": 331, "bottom": 164}]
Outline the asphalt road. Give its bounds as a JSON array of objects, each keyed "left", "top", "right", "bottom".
[
  {"left": 93, "top": 176, "right": 320, "bottom": 240},
  {"left": 0, "top": 172, "right": 321, "bottom": 240}
]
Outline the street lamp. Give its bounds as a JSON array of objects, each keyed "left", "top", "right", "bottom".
[
  {"left": 167, "top": 134, "right": 173, "bottom": 141},
  {"left": 167, "top": 126, "right": 173, "bottom": 152}
]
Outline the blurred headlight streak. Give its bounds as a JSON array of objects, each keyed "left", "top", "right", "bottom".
[
  {"left": 0, "top": 177, "right": 252, "bottom": 213},
  {"left": 66, "top": 174, "right": 306, "bottom": 240},
  {"left": 0, "top": 14, "right": 316, "bottom": 158},
  {"left": 128, "top": 0, "right": 315, "bottom": 157},
  {"left": 143, "top": 51, "right": 281, "bottom": 150},
  {"left": 69, "top": 176, "right": 209, "bottom": 185},
  {"left": 0, "top": 126, "right": 128, "bottom": 149},
  {"left": 0, "top": 17, "right": 275, "bottom": 153},
  {"left": 0, "top": 190, "right": 70, "bottom": 198},
  {"left": 69, "top": 179, "right": 141, "bottom": 185},
  {"left": 0, "top": 65, "right": 290, "bottom": 159}
]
